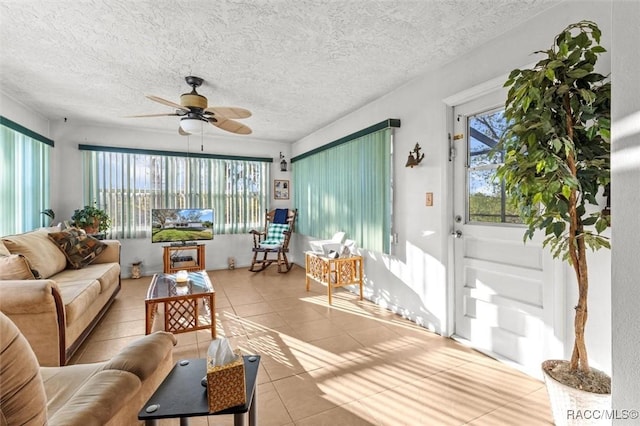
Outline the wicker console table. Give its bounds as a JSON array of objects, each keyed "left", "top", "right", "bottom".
[{"left": 305, "top": 251, "right": 363, "bottom": 305}]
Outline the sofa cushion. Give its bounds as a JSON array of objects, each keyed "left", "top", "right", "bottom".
[
  {"left": 56, "top": 280, "right": 102, "bottom": 326},
  {"left": 41, "top": 362, "right": 105, "bottom": 417},
  {"left": 0, "top": 254, "right": 36, "bottom": 280},
  {"left": 2, "top": 229, "right": 67, "bottom": 279},
  {"left": 53, "top": 262, "right": 120, "bottom": 294},
  {"left": 48, "top": 228, "right": 107, "bottom": 269},
  {"left": 0, "top": 312, "right": 48, "bottom": 425}
]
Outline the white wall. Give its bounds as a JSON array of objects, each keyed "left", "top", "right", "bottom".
[
  {"left": 611, "top": 0, "right": 640, "bottom": 419},
  {"left": 0, "top": 92, "right": 51, "bottom": 138},
  {"left": 292, "top": 0, "right": 614, "bottom": 372}
]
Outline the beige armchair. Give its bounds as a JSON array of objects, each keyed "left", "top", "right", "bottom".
[{"left": 0, "top": 312, "right": 176, "bottom": 425}]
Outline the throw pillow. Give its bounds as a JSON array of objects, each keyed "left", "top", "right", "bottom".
[
  {"left": 48, "top": 228, "right": 107, "bottom": 269},
  {"left": 2, "top": 229, "right": 67, "bottom": 278},
  {"left": 0, "top": 254, "right": 36, "bottom": 280}
]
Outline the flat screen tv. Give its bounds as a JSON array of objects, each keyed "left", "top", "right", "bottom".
[{"left": 151, "top": 208, "right": 214, "bottom": 244}]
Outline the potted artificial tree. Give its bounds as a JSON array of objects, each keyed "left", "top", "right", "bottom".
[
  {"left": 495, "top": 20, "right": 611, "bottom": 423},
  {"left": 71, "top": 204, "right": 111, "bottom": 235}
]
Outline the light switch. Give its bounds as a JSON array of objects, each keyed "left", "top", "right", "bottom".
[{"left": 425, "top": 192, "right": 433, "bottom": 207}]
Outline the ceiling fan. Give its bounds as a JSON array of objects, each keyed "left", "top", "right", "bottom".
[{"left": 128, "top": 76, "right": 252, "bottom": 135}]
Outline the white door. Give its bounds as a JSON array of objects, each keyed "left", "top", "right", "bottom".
[{"left": 451, "top": 89, "right": 562, "bottom": 376}]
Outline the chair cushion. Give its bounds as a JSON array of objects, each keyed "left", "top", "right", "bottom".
[
  {"left": 260, "top": 223, "right": 289, "bottom": 248},
  {"left": 48, "top": 228, "right": 107, "bottom": 269},
  {"left": 46, "top": 370, "right": 140, "bottom": 426},
  {"left": 0, "top": 254, "right": 36, "bottom": 280},
  {"left": 273, "top": 208, "right": 289, "bottom": 224},
  {"left": 0, "top": 312, "right": 48, "bottom": 425}
]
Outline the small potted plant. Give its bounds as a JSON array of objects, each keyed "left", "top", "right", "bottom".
[
  {"left": 40, "top": 209, "right": 55, "bottom": 226},
  {"left": 71, "top": 204, "right": 111, "bottom": 235},
  {"left": 494, "top": 20, "right": 610, "bottom": 424}
]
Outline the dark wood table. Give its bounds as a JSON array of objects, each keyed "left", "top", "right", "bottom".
[{"left": 138, "top": 356, "right": 260, "bottom": 426}]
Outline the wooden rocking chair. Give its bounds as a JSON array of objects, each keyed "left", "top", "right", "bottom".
[{"left": 249, "top": 208, "right": 297, "bottom": 273}]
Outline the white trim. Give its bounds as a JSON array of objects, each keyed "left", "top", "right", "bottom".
[
  {"left": 443, "top": 74, "right": 506, "bottom": 107},
  {"left": 443, "top": 61, "right": 537, "bottom": 107}
]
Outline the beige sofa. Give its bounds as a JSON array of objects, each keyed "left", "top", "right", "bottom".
[
  {"left": 0, "top": 311, "right": 177, "bottom": 426},
  {"left": 0, "top": 228, "right": 121, "bottom": 366}
]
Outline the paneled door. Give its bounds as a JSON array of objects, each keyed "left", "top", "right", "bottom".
[{"left": 451, "top": 88, "right": 562, "bottom": 376}]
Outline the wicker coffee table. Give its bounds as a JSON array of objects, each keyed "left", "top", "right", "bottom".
[{"left": 145, "top": 271, "right": 216, "bottom": 338}]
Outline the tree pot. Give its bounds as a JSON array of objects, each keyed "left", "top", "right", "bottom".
[{"left": 542, "top": 360, "right": 611, "bottom": 425}]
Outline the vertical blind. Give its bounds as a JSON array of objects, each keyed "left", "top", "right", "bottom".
[
  {"left": 293, "top": 128, "right": 392, "bottom": 253},
  {"left": 82, "top": 148, "right": 270, "bottom": 239},
  {"left": 0, "top": 120, "right": 52, "bottom": 236}
]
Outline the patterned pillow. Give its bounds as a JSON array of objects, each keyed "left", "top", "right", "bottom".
[
  {"left": 260, "top": 223, "right": 290, "bottom": 248},
  {"left": 0, "top": 254, "right": 36, "bottom": 280},
  {"left": 48, "top": 228, "right": 107, "bottom": 269}
]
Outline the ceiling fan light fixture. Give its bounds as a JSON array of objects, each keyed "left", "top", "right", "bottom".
[{"left": 180, "top": 118, "right": 204, "bottom": 134}]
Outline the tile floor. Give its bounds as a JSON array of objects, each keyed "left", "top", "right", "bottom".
[{"left": 70, "top": 266, "right": 553, "bottom": 425}]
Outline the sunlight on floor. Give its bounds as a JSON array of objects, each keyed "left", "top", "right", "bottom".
[{"left": 71, "top": 266, "right": 553, "bottom": 425}]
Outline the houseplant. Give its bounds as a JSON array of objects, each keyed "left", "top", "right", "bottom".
[
  {"left": 40, "top": 209, "right": 55, "bottom": 226},
  {"left": 71, "top": 204, "right": 111, "bottom": 234},
  {"left": 494, "top": 20, "right": 611, "bottom": 422}
]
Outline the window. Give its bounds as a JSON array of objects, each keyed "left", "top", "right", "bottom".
[
  {"left": 0, "top": 117, "right": 53, "bottom": 236},
  {"left": 467, "top": 109, "right": 521, "bottom": 224},
  {"left": 293, "top": 124, "right": 394, "bottom": 253},
  {"left": 81, "top": 146, "right": 270, "bottom": 238}
]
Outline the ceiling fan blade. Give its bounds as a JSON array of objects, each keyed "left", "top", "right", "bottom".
[
  {"left": 204, "top": 107, "right": 252, "bottom": 119},
  {"left": 210, "top": 117, "right": 252, "bottom": 135},
  {"left": 178, "top": 126, "right": 191, "bottom": 136},
  {"left": 124, "top": 113, "right": 180, "bottom": 118},
  {"left": 146, "top": 95, "right": 188, "bottom": 111}
]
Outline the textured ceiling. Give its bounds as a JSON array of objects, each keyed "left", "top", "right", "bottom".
[{"left": 0, "top": 0, "right": 558, "bottom": 142}]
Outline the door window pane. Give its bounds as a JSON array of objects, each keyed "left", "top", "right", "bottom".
[{"left": 467, "top": 109, "right": 521, "bottom": 224}]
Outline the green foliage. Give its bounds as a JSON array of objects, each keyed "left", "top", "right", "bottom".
[
  {"left": 71, "top": 203, "right": 111, "bottom": 233},
  {"left": 40, "top": 209, "right": 55, "bottom": 225},
  {"left": 469, "top": 194, "right": 521, "bottom": 223},
  {"left": 493, "top": 20, "right": 610, "bottom": 262}
]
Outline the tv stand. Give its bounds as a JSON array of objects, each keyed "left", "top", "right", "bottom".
[
  {"left": 163, "top": 244, "right": 205, "bottom": 274},
  {"left": 170, "top": 241, "right": 191, "bottom": 247}
]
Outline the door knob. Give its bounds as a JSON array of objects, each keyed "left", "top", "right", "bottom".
[{"left": 452, "top": 230, "right": 462, "bottom": 238}]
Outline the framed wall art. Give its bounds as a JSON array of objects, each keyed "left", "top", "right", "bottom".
[{"left": 274, "top": 179, "right": 289, "bottom": 200}]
